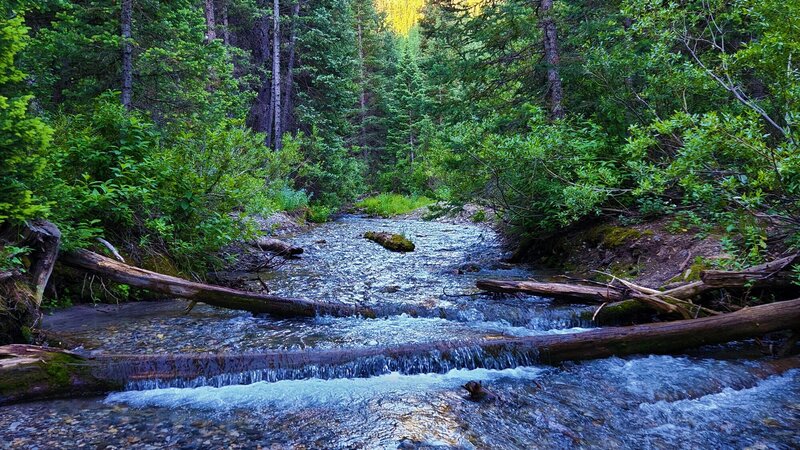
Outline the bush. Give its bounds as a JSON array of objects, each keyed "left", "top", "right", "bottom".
[{"left": 356, "top": 193, "right": 434, "bottom": 217}]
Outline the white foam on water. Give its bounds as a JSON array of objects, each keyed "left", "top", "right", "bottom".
[{"left": 105, "top": 366, "right": 545, "bottom": 411}]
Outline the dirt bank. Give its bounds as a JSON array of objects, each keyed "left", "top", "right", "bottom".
[{"left": 513, "top": 218, "right": 726, "bottom": 288}]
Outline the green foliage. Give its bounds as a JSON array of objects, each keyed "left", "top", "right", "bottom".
[
  {"left": 0, "top": 13, "right": 53, "bottom": 223},
  {"left": 0, "top": 245, "right": 29, "bottom": 273},
  {"left": 291, "top": 130, "right": 366, "bottom": 206},
  {"left": 307, "top": 205, "right": 333, "bottom": 223},
  {"left": 356, "top": 193, "right": 434, "bottom": 217}
]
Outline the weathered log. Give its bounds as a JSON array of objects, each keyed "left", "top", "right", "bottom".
[
  {"left": 60, "top": 249, "right": 374, "bottom": 318},
  {"left": 94, "top": 299, "right": 800, "bottom": 385},
  {"left": 0, "top": 344, "right": 119, "bottom": 405},
  {"left": 479, "top": 254, "right": 800, "bottom": 318},
  {"left": 21, "top": 220, "right": 61, "bottom": 307},
  {"left": 364, "top": 231, "right": 415, "bottom": 252},
  {"left": 661, "top": 254, "right": 800, "bottom": 299},
  {"left": 250, "top": 237, "right": 303, "bottom": 256},
  {"left": 0, "top": 220, "right": 61, "bottom": 344},
  {"left": 477, "top": 280, "right": 626, "bottom": 302},
  {"left": 701, "top": 254, "right": 799, "bottom": 288}
]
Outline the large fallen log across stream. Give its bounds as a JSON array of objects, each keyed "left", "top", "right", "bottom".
[
  {"left": 60, "top": 249, "right": 374, "bottom": 318},
  {"left": 3, "top": 298, "right": 796, "bottom": 404}
]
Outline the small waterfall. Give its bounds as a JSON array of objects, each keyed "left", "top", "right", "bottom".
[{"left": 98, "top": 339, "right": 542, "bottom": 391}]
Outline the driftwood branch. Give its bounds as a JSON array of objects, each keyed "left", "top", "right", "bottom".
[
  {"left": 96, "top": 238, "right": 125, "bottom": 262},
  {"left": 478, "top": 254, "right": 800, "bottom": 320},
  {"left": 250, "top": 237, "right": 303, "bottom": 256},
  {"left": 60, "top": 249, "right": 374, "bottom": 318}
]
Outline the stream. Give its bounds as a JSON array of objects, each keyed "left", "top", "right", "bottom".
[{"left": 1, "top": 216, "right": 799, "bottom": 449}]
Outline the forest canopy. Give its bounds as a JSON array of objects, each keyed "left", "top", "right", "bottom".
[{"left": 1, "top": 0, "right": 798, "bottom": 276}]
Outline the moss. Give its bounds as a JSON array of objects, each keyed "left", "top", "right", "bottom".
[
  {"left": 20, "top": 326, "right": 32, "bottom": 343},
  {"left": 364, "top": 231, "right": 415, "bottom": 252},
  {"left": 667, "top": 257, "right": 710, "bottom": 283},
  {"left": 0, "top": 349, "right": 116, "bottom": 404},
  {"left": 582, "top": 224, "right": 643, "bottom": 249},
  {"left": 581, "top": 300, "right": 655, "bottom": 326}
]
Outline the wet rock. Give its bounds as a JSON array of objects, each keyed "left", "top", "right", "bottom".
[
  {"left": 462, "top": 381, "right": 498, "bottom": 402},
  {"left": 381, "top": 285, "right": 402, "bottom": 293},
  {"left": 457, "top": 263, "right": 481, "bottom": 274}
]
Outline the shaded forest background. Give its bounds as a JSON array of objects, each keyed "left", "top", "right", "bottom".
[{"left": 1, "top": 0, "right": 798, "bottom": 285}]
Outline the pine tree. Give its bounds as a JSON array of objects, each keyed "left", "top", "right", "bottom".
[{"left": 383, "top": 47, "right": 429, "bottom": 191}]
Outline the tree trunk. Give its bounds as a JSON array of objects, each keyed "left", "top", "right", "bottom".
[
  {"left": 95, "top": 298, "right": 800, "bottom": 385},
  {"left": 59, "top": 249, "right": 373, "bottom": 318},
  {"left": 356, "top": 16, "right": 368, "bottom": 158},
  {"left": 249, "top": 8, "right": 272, "bottom": 138},
  {"left": 281, "top": 0, "right": 299, "bottom": 135},
  {"left": 204, "top": 0, "right": 217, "bottom": 42},
  {"left": 25, "top": 221, "right": 62, "bottom": 307},
  {"left": 540, "top": 0, "right": 563, "bottom": 119},
  {"left": 0, "top": 221, "right": 61, "bottom": 344},
  {"left": 220, "top": 0, "right": 230, "bottom": 46},
  {"left": 121, "top": 0, "right": 133, "bottom": 109},
  {"left": 272, "top": 0, "right": 283, "bottom": 150}
]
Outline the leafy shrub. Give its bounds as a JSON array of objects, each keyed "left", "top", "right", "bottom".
[
  {"left": 307, "top": 205, "right": 333, "bottom": 223},
  {"left": 357, "top": 193, "right": 434, "bottom": 217}
]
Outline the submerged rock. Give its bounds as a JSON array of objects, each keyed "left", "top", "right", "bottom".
[{"left": 364, "top": 231, "right": 415, "bottom": 252}]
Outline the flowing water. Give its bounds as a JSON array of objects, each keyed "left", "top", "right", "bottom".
[{"left": 1, "top": 216, "right": 798, "bottom": 449}]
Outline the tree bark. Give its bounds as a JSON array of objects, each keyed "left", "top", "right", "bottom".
[
  {"left": 25, "top": 221, "right": 61, "bottom": 307},
  {"left": 478, "top": 254, "right": 800, "bottom": 313},
  {"left": 121, "top": 0, "right": 133, "bottom": 109},
  {"left": 364, "top": 231, "right": 415, "bottom": 252},
  {"left": 356, "top": 11, "right": 368, "bottom": 157},
  {"left": 203, "top": 0, "right": 217, "bottom": 42},
  {"left": 250, "top": 237, "right": 303, "bottom": 256},
  {"left": 0, "top": 345, "right": 119, "bottom": 405},
  {"left": 281, "top": 0, "right": 299, "bottom": 135},
  {"left": 59, "top": 249, "right": 373, "bottom": 318},
  {"left": 95, "top": 298, "right": 800, "bottom": 385},
  {"left": 540, "top": 0, "right": 563, "bottom": 119},
  {"left": 271, "top": 0, "right": 282, "bottom": 150},
  {"left": 249, "top": 7, "right": 273, "bottom": 138},
  {"left": 477, "top": 280, "right": 625, "bottom": 302},
  {"left": 220, "top": 0, "right": 230, "bottom": 46}
]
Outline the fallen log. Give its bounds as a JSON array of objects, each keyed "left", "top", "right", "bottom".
[
  {"left": 250, "top": 237, "right": 303, "bottom": 256},
  {"left": 364, "top": 231, "right": 415, "bottom": 252},
  {"left": 478, "top": 254, "right": 800, "bottom": 319},
  {"left": 60, "top": 249, "right": 374, "bottom": 318},
  {"left": 0, "top": 344, "right": 120, "bottom": 404},
  {"left": 1, "top": 220, "right": 61, "bottom": 344},
  {"left": 2, "top": 299, "right": 797, "bottom": 403},
  {"left": 476, "top": 280, "right": 625, "bottom": 302},
  {"left": 92, "top": 298, "right": 800, "bottom": 385}
]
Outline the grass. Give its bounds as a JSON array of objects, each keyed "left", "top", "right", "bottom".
[{"left": 357, "top": 194, "right": 435, "bottom": 218}]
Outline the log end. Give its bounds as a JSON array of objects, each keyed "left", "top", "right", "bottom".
[{"left": 0, "top": 345, "right": 119, "bottom": 405}]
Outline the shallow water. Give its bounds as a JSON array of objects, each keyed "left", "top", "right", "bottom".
[{"left": 3, "top": 216, "right": 799, "bottom": 449}]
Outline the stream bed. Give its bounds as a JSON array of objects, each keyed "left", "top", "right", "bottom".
[{"left": 1, "top": 216, "right": 798, "bottom": 449}]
